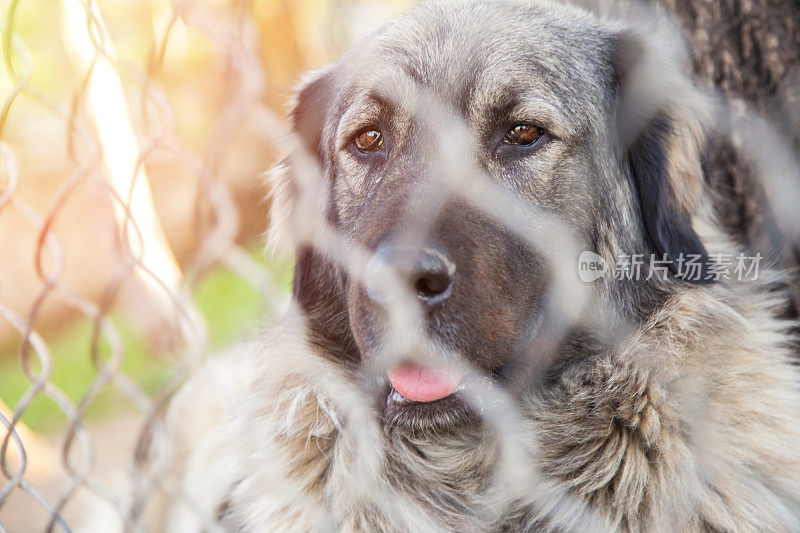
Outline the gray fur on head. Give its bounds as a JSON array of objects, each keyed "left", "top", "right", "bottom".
[{"left": 156, "top": 1, "right": 800, "bottom": 530}]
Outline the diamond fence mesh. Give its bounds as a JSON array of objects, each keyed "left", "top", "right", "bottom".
[
  {"left": 1, "top": 0, "right": 799, "bottom": 531},
  {"left": 0, "top": 1, "right": 400, "bottom": 530}
]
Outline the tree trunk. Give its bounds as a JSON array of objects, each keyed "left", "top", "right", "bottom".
[
  {"left": 661, "top": 0, "right": 800, "bottom": 316},
  {"left": 586, "top": 0, "right": 800, "bottom": 314}
]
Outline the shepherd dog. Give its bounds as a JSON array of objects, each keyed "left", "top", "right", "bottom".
[{"left": 155, "top": 0, "right": 800, "bottom": 530}]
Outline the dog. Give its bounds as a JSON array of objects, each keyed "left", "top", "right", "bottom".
[{"left": 155, "top": 0, "right": 800, "bottom": 530}]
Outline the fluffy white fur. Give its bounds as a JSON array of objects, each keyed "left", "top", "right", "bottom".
[
  {"left": 154, "top": 275, "right": 800, "bottom": 531},
  {"left": 149, "top": 1, "right": 800, "bottom": 530}
]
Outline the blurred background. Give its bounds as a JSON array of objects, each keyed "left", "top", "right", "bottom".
[
  {"left": 1, "top": 0, "right": 798, "bottom": 531},
  {"left": 0, "top": 0, "right": 414, "bottom": 530}
]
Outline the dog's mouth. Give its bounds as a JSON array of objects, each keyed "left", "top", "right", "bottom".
[
  {"left": 387, "top": 361, "right": 463, "bottom": 402},
  {"left": 380, "top": 361, "right": 496, "bottom": 432}
]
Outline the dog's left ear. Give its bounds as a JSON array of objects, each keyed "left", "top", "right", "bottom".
[{"left": 611, "top": 29, "right": 714, "bottom": 283}]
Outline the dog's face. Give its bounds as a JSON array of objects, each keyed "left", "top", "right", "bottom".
[{"left": 286, "top": 0, "right": 710, "bottom": 432}]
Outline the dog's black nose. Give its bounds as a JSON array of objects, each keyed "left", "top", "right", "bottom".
[
  {"left": 365, "top": 243, "right": 455, "bottom": 305},
  {"left": 411, "top": 249, "right": 455, "bottom": 303}
]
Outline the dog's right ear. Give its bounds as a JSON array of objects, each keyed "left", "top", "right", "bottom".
[
  {"left": 265, "top": 67, "right": 335, "bottom": 255},
  {"left": 291, "top": 67, "right": 337, "bottom": 160},
  {"left": 279, "top": 67, "right": 356, "bottom": 357}
]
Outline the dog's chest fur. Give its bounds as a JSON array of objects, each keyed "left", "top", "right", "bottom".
[{"left": 163, "top": 283, "right": 800, "bottom": 532}]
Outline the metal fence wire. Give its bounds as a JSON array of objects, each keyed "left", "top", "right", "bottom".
[
  {"left": 1, "top": 0, "right": 799, "bottom": 531},
  {"left": 0, "top": 0, "right": 337, "bottom": 529}
]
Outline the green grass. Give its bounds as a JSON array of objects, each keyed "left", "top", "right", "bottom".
[
  {"left": 0, "top": 250, "right": 293, "bottom": 433},
  {"left": 0, "top": 318, "right": 171, "bottom": 431},
  {"left": 194, "top": 252, "right": 293, "bottom": 351}
]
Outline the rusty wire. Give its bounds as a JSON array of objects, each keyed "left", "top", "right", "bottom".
[
  {"left": 0, "top": 0, "right": 295, "bottom": 530},
  {"left": 1, "top": 0, "right": 798, "bottom": 531}
]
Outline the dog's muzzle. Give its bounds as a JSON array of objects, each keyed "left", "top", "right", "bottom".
[{"left": 364, "top": 241, "right": 456, "bottom": 306}]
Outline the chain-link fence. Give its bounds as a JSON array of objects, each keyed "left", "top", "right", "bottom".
[
  {"left": 0, "top": 1, "right": 414, "bottom": 530},
  {"left": 1, "top": 0, "right": 799, "bottom": 531}
]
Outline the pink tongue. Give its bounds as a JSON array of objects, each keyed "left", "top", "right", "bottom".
[{"left": 387, "top": 362, "right": 463, "bottom": 402}]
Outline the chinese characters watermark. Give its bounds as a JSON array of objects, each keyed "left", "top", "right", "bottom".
[{"left": 578, "top": 252, "right": 762, "bottom": 283}]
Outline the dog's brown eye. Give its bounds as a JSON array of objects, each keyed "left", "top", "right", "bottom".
[
  {"left": 504, "top": 124, "right": 541, "bottom": 146},
  {"left": 354, "top": 129, "right": 383, "bottom": 152}
]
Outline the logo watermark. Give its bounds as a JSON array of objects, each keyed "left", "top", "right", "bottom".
[
  {"left": 578, "top": 251, "right": 608, "bottom": 282},
  {"left": 578, "top": 252, "right": 762, "bottom": 282}
]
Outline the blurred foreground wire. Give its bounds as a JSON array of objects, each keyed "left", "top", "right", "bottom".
[
  {"left": 0, "top": 0, "right": 346, "bottom": 529},
  {"left": 1, "top": 0, "right": 798, "bottom": 531}
]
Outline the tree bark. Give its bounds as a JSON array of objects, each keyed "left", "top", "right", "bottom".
[
  {"left": 584, "top": 0, "right": 800, "bottom": 314},
  {"left": 661, "top": 0, "right": 800, "bottom": 315}
]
